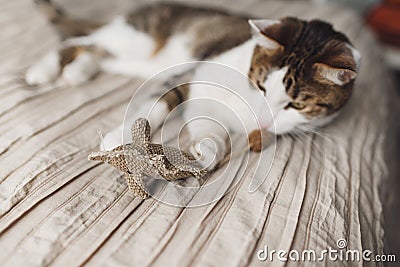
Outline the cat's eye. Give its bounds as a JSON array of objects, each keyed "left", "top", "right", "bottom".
[
  {"left": 286, "top": 77, "right": 293, "bottom": 88},
  {"left": 287, "top": 102, "right": 306, "bottom": 110}
]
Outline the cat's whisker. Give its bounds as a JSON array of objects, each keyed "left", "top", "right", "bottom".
[
  {"left": 287, "top": 131, "right": 322, "bottom": 160},
  {"left": 97, "top": 129, "right": 106, "bottom": 151},
  {"left": 298, "top": 125, "right": 336, "bottom": 143},
  {"left": 290, "top": 129, "right": 327, "bottom": 164}
]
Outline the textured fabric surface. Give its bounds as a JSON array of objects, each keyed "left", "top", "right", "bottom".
[{"left": 0, "top": 0, "right": 392, "bottom": 266}]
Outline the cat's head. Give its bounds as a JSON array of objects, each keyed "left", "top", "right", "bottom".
[{"left": 248, "top": 17, "right": 361, "bottom": 134}]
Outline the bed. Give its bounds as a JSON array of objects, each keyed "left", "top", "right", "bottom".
[{"left": 0, "top": 0, "right": 395, "bottom": 266}]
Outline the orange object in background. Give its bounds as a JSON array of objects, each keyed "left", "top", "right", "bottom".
[
  {"left": 384, "top": 0, "right": 400, "bottom": 5},
  {"left": 367, "top": 3, "right": 400, "bottom": 46}
]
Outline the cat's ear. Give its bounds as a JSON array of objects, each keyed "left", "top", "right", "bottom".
[
  {"left": 313, "top": 63, "right": 357, "bottom": 85},
  {"left": 313, "top": 40, "right": 360, "bottom": 86},
  {"left": 347, "top": 45, "right": 362, "bottom": 70},
  {"left": 248, "top": 17, "right": 304, "bottom": 51},
  {"left": 248, "top": 19, "right": 283, "bottom": 50}
]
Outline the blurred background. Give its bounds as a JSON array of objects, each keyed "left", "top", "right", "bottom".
[
  {"left": 324, "top": 0, "right": 400, "bottom": 266},
  {"left": 328, "top": 0, "right": 400, "bottom": 262},
  {"left": 323, "top": 0, "right": 400, "bottom": 262}
]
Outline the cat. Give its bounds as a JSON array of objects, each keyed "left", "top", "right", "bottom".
[{"left": 27, "top": 1, "right": 361, "bottom": 170}]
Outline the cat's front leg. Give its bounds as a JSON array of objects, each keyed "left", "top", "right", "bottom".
[{"left": 186, "top": 119, "right": 229, "bottom": 171}]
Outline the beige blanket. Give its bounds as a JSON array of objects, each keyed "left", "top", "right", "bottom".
[{"left": 0, "top": 0, "right": 392, "bottom": 266}]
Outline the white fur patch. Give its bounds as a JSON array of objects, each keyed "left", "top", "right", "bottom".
[
  {"left": 62, "top": 52, "right": 99, "bottom": 86},
  {"left": 90, "top": 16, "right": 155, "bottom": 60},
  {"left": 26, "top": 51, "right": 60, "bottom": 85},
  {"left": 263, "top": 67, "right": 309, "bottom": 134},
  {"left": 186, "top": 40, "right": 261, "bottom": 132},
  {"left": 100, "top": 34, "right": 193, "bottom": 78},
  {"left": 189, "top": 136, "right": 225, "bottom": 170},
  {"left": 186, "top": 120, "right": 228, "bottom": 171},
  {"left": 264, "top": 67, "right": 291, "bottom": 114}
]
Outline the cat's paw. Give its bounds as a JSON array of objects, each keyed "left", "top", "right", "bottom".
[
  {"left": 25, "top": 52, "right": 61, "bottom": 85},
  {"left": 62, "top": 53, "right": 99, "bottom": 86},
  {"left": 189, "top": 136, "right": 227, "bottom": 171},
  {"left": 26, "top": 51, "right": 99, "bottom": 86}
]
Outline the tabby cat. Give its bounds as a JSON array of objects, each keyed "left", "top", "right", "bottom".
[{"left": 27, "top": 1, "right": 361, "bottom": 170}]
